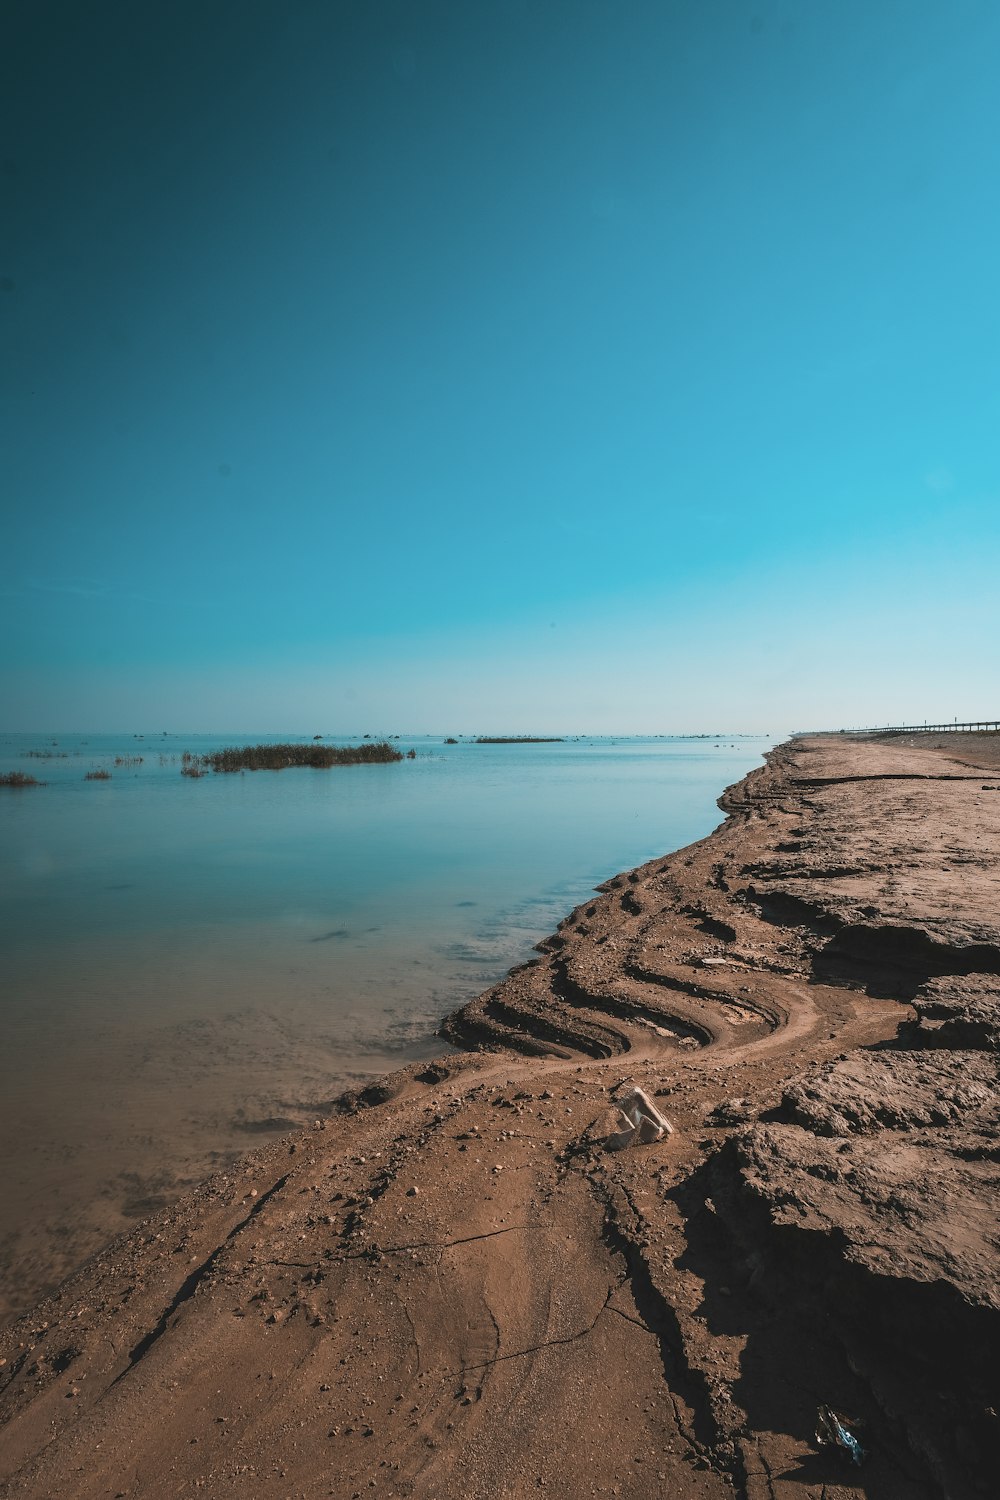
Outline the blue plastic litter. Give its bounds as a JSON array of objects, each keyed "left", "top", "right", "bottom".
[{"left": 816, "top": 1404, "right": 866, "bottom": 1466}]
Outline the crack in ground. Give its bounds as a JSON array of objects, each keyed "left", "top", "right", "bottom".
[
  {"left": 667, "top": 1390, "right": 702, "bottom": 1467},
  {"left": 473, "top": 1298, "right": 503, "bottom": 1400},
  {"left": 600, "top": 1198, "right": 749, "bottom": 1496},
  {"left": 341, "top": 1221, "right": 547, "bottom": 1261},
  {"left": 398, "top": 1296, "right": 422, "bottom": 1377},
  {"left": 607, "top": 1304, "right": 656, "bottom": 1333},
  {"left": 451, "top": 1279, "right": 623, "bottom": 1376},
  {"left": 112, "top": 1172, "right": 291, "bottom": 1382},
  {"left": 760, "top": 1450, "right": 778, "bottom": 1500},
  {"left": 485, "top": 1298, "right": 501, "bottom": 1362}
]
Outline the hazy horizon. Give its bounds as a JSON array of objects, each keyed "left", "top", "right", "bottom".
[{"left": 1, "top": 726, "right": 777, "bottom": 738}]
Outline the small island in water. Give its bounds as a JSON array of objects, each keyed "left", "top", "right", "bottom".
[{"left": 182, "top": 741, "right": 403, "bottom": 773}]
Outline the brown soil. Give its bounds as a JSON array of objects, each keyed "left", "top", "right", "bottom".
[{"left": 2, "top": 733, "right": 998, "bottom": 1500}]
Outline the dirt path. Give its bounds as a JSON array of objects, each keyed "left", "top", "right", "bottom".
[{"left": 2, "top": 733, "right": 998, "bottom": 1499}]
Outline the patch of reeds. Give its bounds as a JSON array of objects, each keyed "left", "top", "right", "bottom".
[
  {"left": 24, "top": 749, "right": 68, "bottom": 758},
  {"left": 84, "top": 769, "right": 111, "bottom": 781},
  {"left": 1, "top": 771, "right": 41, "bottom": 787},
  {"left": 181, "top": 764, "right": 207, "bottom": 778},
  {"left": 183, "top": 742, "right": 404, "bottom": 773},
  {"left": 114, "top": 755, "right": 143, "bottom": 767},
  {"left": 474, "top": 736, "right": 564, "bottom": 744}
]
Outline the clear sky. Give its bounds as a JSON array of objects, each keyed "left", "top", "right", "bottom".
[{"left": 3, "top": 0, "right": 999, "bottom": 733}]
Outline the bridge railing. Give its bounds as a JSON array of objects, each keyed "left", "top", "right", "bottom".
[{"left": 845, "top": 720, "right": 1000, "bottom": 735}]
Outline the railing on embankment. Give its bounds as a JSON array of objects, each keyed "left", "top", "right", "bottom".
[{"left": 845, "top": 719, "right": 1000, "bottom": 735}]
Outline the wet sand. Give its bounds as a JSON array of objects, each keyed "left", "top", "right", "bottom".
[
  {"left": 1, "top": 733, "right": 998, "bottom": 1498},
  {"left": 0, "top": 970, "right": 444, "bottom": 1326}
]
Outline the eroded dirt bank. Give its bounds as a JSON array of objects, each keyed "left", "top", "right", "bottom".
[{"left": 2, "top": 733, "right": 998, "bottom": 1500}]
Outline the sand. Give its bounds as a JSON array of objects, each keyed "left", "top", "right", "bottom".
[{"left": 1, "top": 732, "right": 998, "bottom": 1499}]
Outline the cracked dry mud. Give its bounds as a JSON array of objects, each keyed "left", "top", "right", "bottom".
[{"left": 2, "top": 733, "right": 998, "bottom": 1500}]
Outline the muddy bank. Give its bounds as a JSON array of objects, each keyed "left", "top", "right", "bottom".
[{"left": 1, "top": 733, "right": 998, "bottom": 1499}]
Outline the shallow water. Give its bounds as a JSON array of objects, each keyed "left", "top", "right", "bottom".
[{"left": 0, "top": 731, "right": 771, "bottom": 1320}]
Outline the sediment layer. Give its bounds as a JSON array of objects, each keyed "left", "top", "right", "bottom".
[{"left": 2, "top": 732, "right": 998, "bottom": 1499}]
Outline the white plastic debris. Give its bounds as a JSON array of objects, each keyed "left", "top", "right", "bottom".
[{"left": 606, "top": 1084, "right": 674, "bottom": 1150}]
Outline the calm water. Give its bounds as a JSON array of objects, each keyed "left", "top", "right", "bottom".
[{"left": 0, "top": 731, "right": 771, "bottom": 1320}]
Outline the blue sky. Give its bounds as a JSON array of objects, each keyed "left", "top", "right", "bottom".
[{"left": 3, "top": 0, "right": 999, "bottom": 732}]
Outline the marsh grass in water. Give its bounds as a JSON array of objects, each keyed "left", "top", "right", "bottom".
[
  {"left": 475, "top": 736, "right": 564, "bottom": 744},
  {"left": 1, "top": 771, "right": 42, "bottom": 787},
  {"left": 84, "top": 770, "right": 111, "bottom": 781},
  {"left": 184, "top": 741, "right": 403, "bottom": 774}
]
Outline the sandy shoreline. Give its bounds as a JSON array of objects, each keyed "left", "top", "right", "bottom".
[{"left": 1, "top": 732, "right": 998, "bottom": 1498}]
